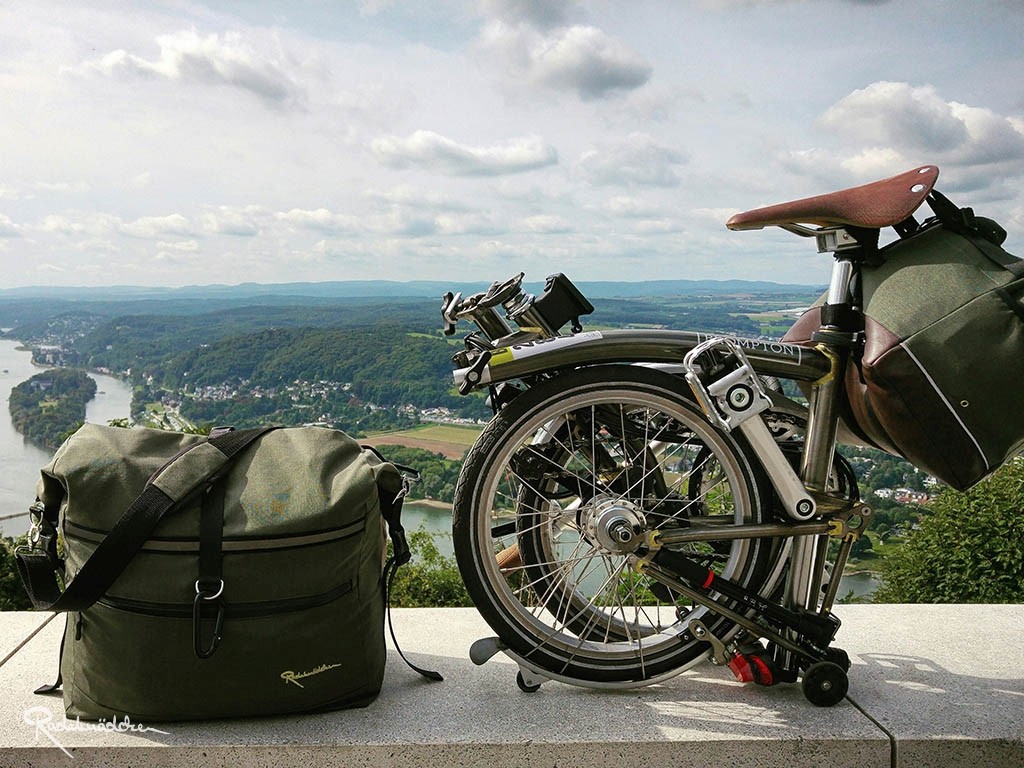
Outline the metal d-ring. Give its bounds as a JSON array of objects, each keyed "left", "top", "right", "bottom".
[{"left": 195, "top": 579, "right": 225, "bottom": 600}]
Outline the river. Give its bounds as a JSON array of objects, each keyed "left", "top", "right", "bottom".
[{"left": 0, "top": 339, "right": 133, "bottom": 537}]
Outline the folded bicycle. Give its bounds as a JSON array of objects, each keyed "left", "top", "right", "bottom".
[{"left": 439, "top": 165, "right": 1021, "bottom": 706}]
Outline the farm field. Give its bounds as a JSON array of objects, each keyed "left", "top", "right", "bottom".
[{"left": 363, "top": 423, "right": 482, "bottom": 459}]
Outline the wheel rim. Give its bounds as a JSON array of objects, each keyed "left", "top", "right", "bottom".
[{"left": 467, "top": 383, "right": 766, "bottom": 677}]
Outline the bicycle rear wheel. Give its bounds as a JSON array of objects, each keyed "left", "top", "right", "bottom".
[{"left": 453, "top": 365, "right": 776, "bottom": 683}]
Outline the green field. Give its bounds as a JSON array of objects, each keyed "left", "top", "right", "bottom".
[{"left": 364, "top": 423, "right": 483, "bottom": 458}]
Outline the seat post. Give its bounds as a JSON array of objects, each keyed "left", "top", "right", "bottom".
[
  {"left": 775, "top": 250, "right": 862, "bottom": 676},
  {"left": 803, "top": 251, "right": 860, "bottom": 490}
]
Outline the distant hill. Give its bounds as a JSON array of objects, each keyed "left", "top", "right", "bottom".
[
  {"left": 0, "top": 279, "right": 822, "bottom": 341},
  {"left": 0, "top": 278, "right": 821, "bottom": 302}
]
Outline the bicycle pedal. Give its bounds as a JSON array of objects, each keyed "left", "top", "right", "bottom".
[
  {"left": 728, "top": 653, "right": 776, "bottom": 686},
  {"left": 727, "top": 642, "right": 778, "bottom": 686}
]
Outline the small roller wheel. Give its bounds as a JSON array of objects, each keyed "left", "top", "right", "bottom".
[
  {"left": 801, "top": 661, "right": 849, "bottom": 707},
  {"left": 516, "top": 671, "right": 541, "bottom": 693}
]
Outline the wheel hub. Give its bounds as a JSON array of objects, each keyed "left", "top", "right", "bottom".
[{"left": 582, "top": 496, "right": 647, "bottom": 555}]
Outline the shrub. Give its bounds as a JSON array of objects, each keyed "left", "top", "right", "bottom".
[
  {"left": 0, "top": 535, "right": 32, "bottom": 611},
  {"left": 388, "top": 529, "right": 472, "bottom": 607},
  {"left": 875, "top": 459, "right": 1024, "bottom": 603}
]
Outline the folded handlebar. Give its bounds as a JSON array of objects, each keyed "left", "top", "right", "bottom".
[{"left": 441, "top": 272, "right": 594, "bottom": 343}]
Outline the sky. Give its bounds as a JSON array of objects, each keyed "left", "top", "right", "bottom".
[{"left": 1, "top": 0, "right": 1023, "bottom": 289}]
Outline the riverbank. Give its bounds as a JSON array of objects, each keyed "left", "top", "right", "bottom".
[{"left": 408, "top": 498, "right": 453, "bottom": 510}]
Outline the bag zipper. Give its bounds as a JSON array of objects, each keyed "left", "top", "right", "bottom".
[
  {"left": 97, "top": 580, "right": 353, "bottom": 619},
  {"left": 64, "top": 519, "right": 367, "bottom": 554}
]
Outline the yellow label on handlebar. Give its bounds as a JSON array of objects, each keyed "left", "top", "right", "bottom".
[{"left": 489, "top": 348, "right": 514, "bottom": 367}]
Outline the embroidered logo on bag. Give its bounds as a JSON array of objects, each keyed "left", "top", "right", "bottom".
[{"left": 280, "top": 662, "right": 342, "bottom": 688}]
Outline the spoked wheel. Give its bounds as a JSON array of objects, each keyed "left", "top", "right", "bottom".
[{"left": 453, "top": 365, "right": 777, "bottom": 684}]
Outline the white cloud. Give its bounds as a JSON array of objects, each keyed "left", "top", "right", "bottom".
[
  {"left": 579, "top": 133, "right": 688, "bottom": 188},
  {"left": 156, "top": 239, "right": 200, "bottom": 252},
  {"left": 275, "top": 208, "right": 358, "bottom": 234},
  {"left": 820, "top": 81, "right": 1024, "bottom": 166},
  {"left": 40, "top": 212, "right": 121, "bottom": 236},
  {"left": 35, "top": 180, "right": 87, "bottom": 194},
  {"left": 74, "top": 30, "right": 304, "bottom": 110},
  {"left": 371, "top": 130, "right": 558, "bottom": 176},
  {"left": 810, "top": 81, "right": 1024, "bottom": 203},
  {"left": 838, "top": 147, "right": 908, "bottom": 179},
  {"left": 200, "top": 205, "right": 266, "bottom": 236},
  {"left": 35, "top": 211, "right": 193, "bottom": 239},
  {"left": 821, "top": 82, "right": 968, "bottom": 153},
  {"left": 521, "top": 214, "right": 571, "bottom": 233},
  {"left": 527, "top": 25, "right": 651, "bottom": 99},
  {"left": 631, "top": 218, "right": 684, "bottom": 234},
  {"left": 362, "top": 208, "right": 438, "bottom": 237},
  {"left": 479, "top": 21, "right": 651, "bottom": 100},
  {"left": 363, "top": 185, "right": 473, "bottom": 215},
  {"left": 121, "top": 214, "right": 193, "bottom": 238},
  {"left": 947, "top": 101, "right": 1024, "bottom": 164},
  {"left": 0, "top": 215, "right": 21, "bottom": 237},
  {"left": 436, "top": 212, "right": 505, "bottom": 235},
  {"left": 605, "top": 195, "right": 661, "bottom": 217},
  {"left": 481, "top": 0, "right": 572, "bottom": 29},
  {"left": 128, "top": 172, "right": 152, "bottom": 190}
]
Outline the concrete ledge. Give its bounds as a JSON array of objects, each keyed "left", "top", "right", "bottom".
[{"left": 0, "top": 606, "right": 1021, "bottom": 767}]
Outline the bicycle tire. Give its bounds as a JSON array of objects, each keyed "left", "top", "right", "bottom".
[{"left": 453, "top": 364, "right": 775, "bottom": 683}]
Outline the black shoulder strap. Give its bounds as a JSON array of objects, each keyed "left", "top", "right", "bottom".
[
  {"left": 373, "top": 458, "right": 443, "bottom": 684},
  {"left": 16, "top": 427, "right": 276, "bottom": 613}
]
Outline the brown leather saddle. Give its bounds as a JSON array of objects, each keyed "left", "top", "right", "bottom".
[{"left": 727, "top": 165, "right": 939, "bottom": 231}]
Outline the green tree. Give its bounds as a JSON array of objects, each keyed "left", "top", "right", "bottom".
[
  {"left": 0, "top": 536, "right": 32, "bottom": 611},
  {"left": 388, "top": 529, "right": 472, "bottom": 607},
  {"left": 371, "top": 446, "right": 463, "bottom": 504},
  {"left": 875, "top": 459, "right": 1024, "bottom": 603}
]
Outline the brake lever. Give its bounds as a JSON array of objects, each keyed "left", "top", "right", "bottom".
[{"left": 441, "top": 291, "right": 462, "bottom": 336}]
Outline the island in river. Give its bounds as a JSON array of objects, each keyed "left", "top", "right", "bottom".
[{"left": 9, "top": 368, "right": 96, "bottom": 451}]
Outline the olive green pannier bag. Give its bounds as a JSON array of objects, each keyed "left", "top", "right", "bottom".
[
  {"left": 16, "top": 424, "right": 435, "bottom": 721},
  {"left": 785, "top": 191, "right": 1024, "bottom": 491}
]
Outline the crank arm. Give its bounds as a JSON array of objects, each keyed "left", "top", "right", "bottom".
[
  {"left": 650, "top": 547, "right": 840, "bottom": 647},
  {"left": 638, "top": 559, "right": 822, "bottom": 663}
]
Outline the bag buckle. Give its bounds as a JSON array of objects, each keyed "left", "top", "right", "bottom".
[
  {"left": 27, "top": 501, "right": 47, "bottom": 547},
  {"left": 193, "top": 579, "right": 225, "bottom": 659}
]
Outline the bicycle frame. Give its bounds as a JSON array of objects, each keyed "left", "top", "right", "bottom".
[{"left": 451, "top": 328, "right": 832, "bottom": 391}]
